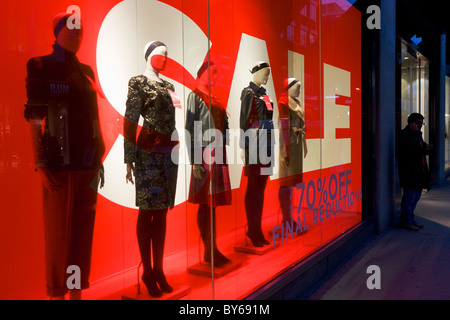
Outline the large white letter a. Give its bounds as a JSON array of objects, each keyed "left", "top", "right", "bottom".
[
  {"left": 66, "top": 5, "right": 81, "bottom": 30},
  {"left": 366, "top": 265, "right": 381, "bottom": 290},
  {"left": 366, "top": 5, "right": 381, "bottom": 30}
]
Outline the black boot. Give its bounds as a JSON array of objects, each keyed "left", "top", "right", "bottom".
[
  {"left": 198, "top": 205, "right": 231, "bottom": 267},
  {"left": 142, "top": 270, "right": 162, "bottom": 298},
  {"left": 153, "top": 269, "right": 173, "bottom": 293},
  {"left": 137, "top": 210, "right": 162, "bottom": 297},
  {"left": 152, "top": 208, "right": 173, "bottom": 293},
  {"left": 245, "top": 175, "right": 269, "bottom": 246}
]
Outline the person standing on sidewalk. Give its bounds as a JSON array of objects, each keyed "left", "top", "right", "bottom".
[{"left": 396, "top": 113, "right": 432, "bottom": 231}]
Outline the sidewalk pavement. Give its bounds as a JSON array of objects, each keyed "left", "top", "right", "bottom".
[{"left": 301, "top": 178, "right": 450, "bottom": 300}]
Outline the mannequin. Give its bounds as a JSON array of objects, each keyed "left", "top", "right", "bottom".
[
  {"left": 185, "top": 61, "right": 232, "bottom": 267},
  {"left": 239, "top": 61, "right": 274, "bottom": 247},
  {"left": 124, "top": 41, "right": 178, "bottom": 298},
  {"left": 278, "top": 78, "right": 308, "bottom": 226},
  {"left": 142, "top": 42, "right": 167, "bottom": 83},
  {"left": 24, "top": 12, "right": 105, "bottom": 300}
]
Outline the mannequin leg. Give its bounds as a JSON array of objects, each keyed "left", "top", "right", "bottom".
[
  {"left": 136, "top": 209, "right": 161, "bottom": 297},
  {"left": 245, "top": 174, "right": 269, "bottom": 246},
  {"left": 41, "top": 170, "right": 70, "bottom": 299},
  {"left": 245, "top": 175, "right": 261, "bottom": 247},
  {"left": 151, "top": 208, "right": 172, "bottom": 293},
  {"left": 197, "top": 204, "right": 210, "bottom": 257},
  {"left": 198, "top": 204, "right": 230, "bottom": 267},
  {"left": 278, "top": 186, "right": 292, "bottom": 222},
  {"left": 254, "top": 175, "right": 269, "bottom": 244},
  {"left": 67, "top": 169, "right": 98, "bottom": 299}
]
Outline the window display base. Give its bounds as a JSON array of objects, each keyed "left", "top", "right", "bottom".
[
  {"left": 233, "top": 239, "right": 278, "bottom": 255},
  {"left": 121, "top": 284, "right": 191, "bottom": 300},
  {"left": 187, "top": 253, "right": 242, "bottom": 278}
]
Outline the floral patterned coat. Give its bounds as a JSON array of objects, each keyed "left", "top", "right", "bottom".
[{"left": 124, "top": 75, "right": 178, "bottom": 210}]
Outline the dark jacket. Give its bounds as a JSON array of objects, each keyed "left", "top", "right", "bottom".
[
  {"left": 25, "top": 43, "right": 105, "bottom": 170},
  {"left": 396, "top": 125, "right": 431, "bottom": 190},
  {"left": 185, "top": 89, "right": 229, "bottom": 165},
  {"left": 239, "top": 82, "right": 274, "bottom": 170}
]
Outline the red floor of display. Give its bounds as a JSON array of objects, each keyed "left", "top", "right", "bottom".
[{"left": 81, "top": 211, "right": 361, "bottom": 300}]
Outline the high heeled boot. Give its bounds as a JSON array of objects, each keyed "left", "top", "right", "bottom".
[
  {"left": 137, "top": 209, "right": 162, "bottom": 297},
  {"left": 151, "top": 208, "right": 173, "bottom": 293},
  {"left": 198, "top": 205, "right": 231, "bottom": 267},
  {"left": 141, "top": 269, "right": 162, "bottom": 298}
]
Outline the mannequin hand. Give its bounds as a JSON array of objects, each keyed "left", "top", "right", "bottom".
[
  {"left": 240, "top": 149, "right": 246, "bottom": 165},
  {"left": 280, "top": 157, "right": 289, "bottom": 169},
  {"left": 38, "top": 167, "right": 62, "bottom": 192},
  {"left": 304, "top": 143, "right": 308, "bottom": 158},
  {"left": 193, "top": 164, "right": 205, "bottom": 180},
  {"left": 126, "top": 163, "right": 135, "bottom": 184},
  {"left": 99, "top": 165, "right": 105, "bottom": 189}
]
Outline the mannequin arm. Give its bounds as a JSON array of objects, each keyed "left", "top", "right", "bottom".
[{"left": 126, "top": 162, "right": 135, "bottom": 184}]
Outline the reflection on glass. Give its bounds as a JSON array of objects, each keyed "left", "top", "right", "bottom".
[
  {"left": 2, "top": 0, "right": 366, "bottom": 300},
  {"left": 24, "top": 12, "right": 105, "bottom": 300},
  {"left": 185, "top": 61, "right": 232, "bottom": 267},
  {"left": 278, "top": 78, "right": 308, "bottom": 226},
  {"left": 123, "top": 41, "right": 179, "bottom": 298}
]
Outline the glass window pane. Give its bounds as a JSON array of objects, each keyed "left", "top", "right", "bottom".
[{"left": 0, "top": 0, "right": 364, "bottom": 300}]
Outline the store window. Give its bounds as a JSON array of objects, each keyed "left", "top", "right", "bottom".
[
  {"left": 400, "top": 42, "right": 430, "bottom": 142},
  {"left": 0, "top": 0, "right": 363, "bottom": 300}
]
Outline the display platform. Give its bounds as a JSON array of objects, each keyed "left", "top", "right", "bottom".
[
  {"left": 233, "top": 238, "right": 278, "bottom": 255},
  {"left": 122, "top": 283, "right": 191, "bottom": 300},
  {"left": 187, "top": 253, "right": 242, "bottom": 278}
]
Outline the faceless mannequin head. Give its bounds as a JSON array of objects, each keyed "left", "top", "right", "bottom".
[
  {"left": 144, "top": 41, "right": 168, "bottom": 72},
  {"left": 250, "top": 61, "right": 270, "bottom": 87},
  {"left": 53, "top": 12, "right": 83, "bottom": 53},
  {"left": 288, "top": 78, "right": 301, "bottom": 98}
]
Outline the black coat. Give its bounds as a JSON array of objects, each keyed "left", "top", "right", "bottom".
[
  {"left": 25, "top": 43, "right": 104, "bottom": 170},
  {"left": 396, "top": 125, "right": 431, "bottom": 190},
  {"left": 239, "top": 82, "right": 274, "bottom": 173}
]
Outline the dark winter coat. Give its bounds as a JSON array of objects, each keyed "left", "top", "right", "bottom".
[{"left": 396, "top": 125, "right": 431, "bottom": 190}]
